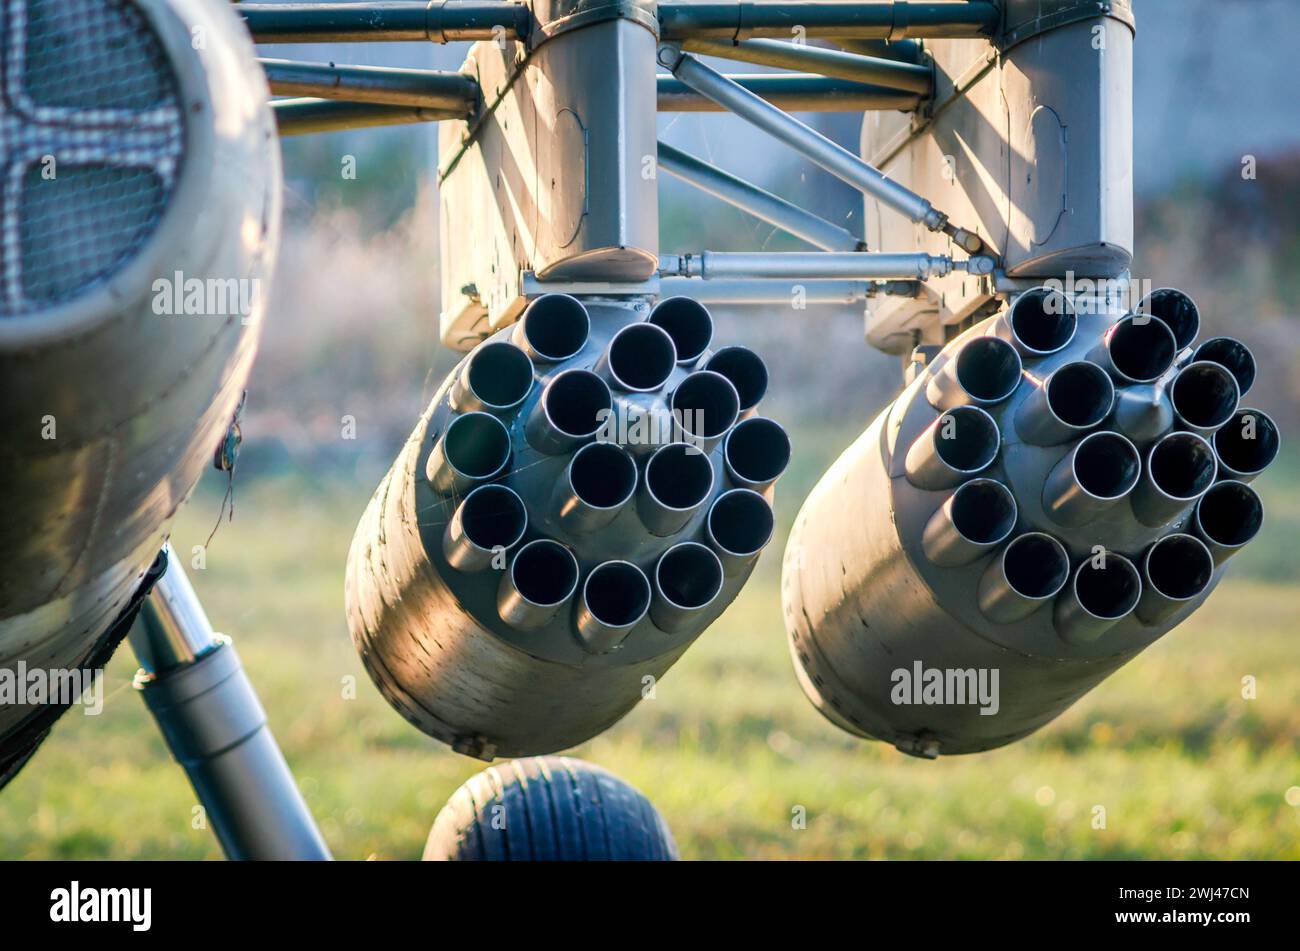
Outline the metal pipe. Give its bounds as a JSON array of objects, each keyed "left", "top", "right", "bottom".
[
  {"left": 595, "top": 322, "right": 678, "bottom": 392},
  {"left": 1169, "top": 360, "right": 1240, "bottom": 436},
  {"left": 903, "top": 405, "right": 1000, "bottom": 491},
  {"left": 1090, "top": 314, "right": 1178, "bottom": 385},
  {"left": 132, "top": 554, "right": 219, "bottom": 674},
  {"left": 497, "top": 540, "right": 580, "bottom": 630},
  {"left": 1193, "top": 480, "right": 1264, "bottom": 564},
  {"left": 702, "top": 346, "right": 769, "bottom": 417},
  {"left": 442, "top": 484, "right": 528, "bottom": 571},
  {"left": 1192, "top": 337, "right": 1256, "bottom": 398},
  {"left": 524, "top": 370, "right": 612, "bottom": 455},
  {"left": 706, "top": 488, "right": 775, "bottom": 575},
  {"left": 680, "top": 38, "right": 933, "bottom": 94},
  {"left": 924, "top": 336, "right": 1022, "bottom": 411},
  {"left": 1213, "top": 408, "right": 1280, "bottom": 482},
  {"left": 660, "top": 250, "right": 992, "bottom": 281},
  {"left": 670, "top": 370, "right": 741, "bottom": 452},
  {"left": 649, "top": 295, "right": 715, "bottom": 366},
  {"left": 1136, "top": 288, "right": 1200, "bottom": 351},
  {"left": 651, "top": 543, "right": 725, "bottom": 633},
  {"left": 657, "top": 2, "right": 1001, "bottom": 41},
  {"left": 976, "top": 532, "right": 1070, "bottom": 624},
  {"left": 658, "top": 142, "right": 862, "bottom": 252},
  {"left": 993, "top": 286, "right": 1076, "bottom": 358},
  {"left": 1053, "top": 552, "right": 1142, "bottom": 644},
  {"left": 272, "top": 97, "right": 465, "bottom": 135},
  {"left": 239, "top": 2, "right": 530, "bottom": 43},
  {"left": 512, "top": 294, "right": 590, "bottom": 363},
  {"left": 1015, "top": 361, "right": 1114, "bottom": 446},
  {"left": 1135, "top": 534, "right": 1214, "bottom": 625},
  {"left": 921, "top": 479, "right": 1017, "bottom": 568},
  {"left": 659, "top": 48, "right": 979, "bottom": 247},
  {"left": 657, "top": 277, "right": 877, "bottom": 304},
  {"left": 656, "top": 73, "right": 920, "bottom": 112},
  {"left": 552, "top": 442, "right": 638, "bottom": 533},
  {"left": 637, "top": 443, "right": 715, "bottom": 536},
  {"left": 1130, "top": 431, "right": 1218, "bottom": 528},
  {"left": 426, "top": 411, "right": 513, "bottom": 494},
  {"left": 448, "top": 341, "right": 534, "bottom": 415},
  {"left": 723, "top": 416, "right": 791, "bottom": 491},
  {"left": 574, "top": 561, "right": 652, "bottom": 653},
  {"left": 261, "top": 59, "right": 479, "bottom": 109},
  {"left": 1041, "top": 431, "right": 1140, "bottom": 527}
]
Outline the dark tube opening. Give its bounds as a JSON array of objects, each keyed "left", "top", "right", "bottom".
[
  {"left": 1074, "top": 555, "right": 1141, "bottom": 620},
  {"left": 543, "top": 370, "right": 612, "bottom": 438},
  {"left": 657, "top": 543, "right": 723, "bottom": 609},
  {"left": 646, "top": 443, "right": 714, "bottom": 510},
  {"left": 519, "top": 294, "right": 589, "bottom": 361},
  {"left": 709, "top": 489, "right": 775, "bottom": 557},
  {"left": 1214, "top": 409, "right": 1280, "bottom": 476},
  {"left": 1172, "top": 362, "right": 1238, "bottom": 430},
  {"left": 956, "top": 336, "right": 1022, "bottom": 402},
  {"left": 570, "top": 442, "right": 637, "bottom": 509},
  {"left": 1002, "top": 533, "right": 1068, "bottom": 599},
  {"left": 607, "top": 322, "right": 677, "bottom": 391},
  {"left": 1146, "top": 535, "right": 1213, "bottom": 601},
  {"left": 1150, "top": 433, "right": 1217, "bottom": 500},
  {"left": 1107, "top": 316, "right": 1176, "bottom": 382},
  {"left": 1197, "top": 481, "right": 1264, "bottom": 548},
  {"left": 934, "top": 406, "right": 999, "bottom": 472},
  {"left": 1009, "top": 287, "right": 1076, "bottom": 354},
  {"left": 725, "top": 416, "right": 791, "bottom": 486},
  {"left": 1074, "top": 432, "right": 1140, "bottom": 499},
  {"left": 467, "top": 341, "right": 533, "bottom": 410},
  {"left": 703, "top": 346, "right": 768, "bottom": 412},
  {"left": 1048, "top": 361, "right": 1114, "bottom": 427},
  {"left": 584, "top": 562, "right": 651, "bottom": 627},
  {"left": 460, "top": 485, "right": 527, "bottom": 550},
  {"left": 512, "top": 540, "right": 579, "bottom": 607},
  {"left": 672, "top": 370, "right": 740, "bottom": 441},
  {"left": 1193, "top": 337, "right": 1256, "bottom": 397},
  {"left": 649, "top": 296, "right": 713, "bottom": 364},
  {"left": 444, "top": 412, "right": 511, "bottom": 479},
  {"left": 1138, "top": 288, "right": 1199, "bottom": 350},
  {"left": 951, "top": 479, "right": 1017, "bottom": 545}
]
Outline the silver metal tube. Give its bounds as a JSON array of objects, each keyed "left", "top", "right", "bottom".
[
  {"left": 1213, "top": 408, "right": 1280, "bottom": 482},
  {"left": 702, "top": 346, "right": 769, "bottom": 417},
  {"left": 511, "top": 294, "right": 590, "bottom": 363},
  {"left": 924, "top": 336, "right": 1022, "bottom": 411},
  {"left": 272, "top": 97, "right": 466, "bottom": 136},
  {"left": 442, "top": 484, "right": 528, "bottom": 572},
  {"left": 670, "top": 370, "right": 741, "bottom": 452},
  {"left": 1192, "top": 336, "right": 1256, "bottom": 398},
  {"left": 649, "top": 295, "right": 715, "bottom": 366},
  {"left": 921, "top": 479, "right": 1017, "bottom": 568},
  {"left": 993, "top": 286, "right": 1077, "bottom": 357},
  {"left": 651, "top": 543, "right": 725, "bottom": 633},
  {"left": 1015, "top": 361, "right": 1114, "bottom": 446},
  {"left": 1041, "top": 431, "right": 1140, "bottom": 527},
  {"left": 1109, "top": 382, "right": 1174, "bottom": 446},
  {"left": 680, "top": 38, "right": 933, "bottom": 94},
  {"left": 661, "top": 251, "right": 990, "bottom": 281},
  {"left": 1130, "top": 431, "right": 1218, "bottom": 527},
  {"left": 903, "top": 405, "right": 1000, "bottom": 491},
  {"left": 1090, "top": 314, "right": 1178, "bottom": 384},
  {"left": 552, "top": 442, "right": 638, "bottom": 533},
  {"left": 1193, "top": 480, "right": 1264, "bottom": 564},
  {"left": 658, "top": 142, "right": 862, "bottom": 252},
  {"left": 1136, "top": 287, "right": 1200, "bottom": 351},
  {"left": 706, "top": 488, "right": 775, "bottom": 575},
  {"left": 656, "top": 73, "right": 920, "bottom": 112},
  {"left": 637, "top": 443, "right": 715, "bottom": 536},
  {"left": 240, "top": 2, "right": 530, "bottom": 43},
  {"left": 261, "top": 58, "right": 480, "bottom": 109},
  {"left": 595, "top": 322, "right": 678, "bottom": 392},
  {"left": 132, "top": 553, "right": 219, "bottom": 674},
  {"left": 574, "top": 561, "right": 652, "bottom": 653},
  {"left": 657, "top": 277, "right": 877, "bottom": 304},
  {"left": 524, "top": 370, "right": 612, "bottom": 455},
  {"left": 976, "top": 532, "right": 1070, "bottom": 624},
  {"left": 1054, "top": 552, "right": 1142, "bottom": 644},
  {"left": 723, "top": 416, "right": 791, "bottom": 491},
  {"left": 1170, "top": 360, "right": 1240, "bottom": 436},
  {"left": 657, "top": 2, "right": 1001, "bottom": 42},
  {"left": 660, "top": 48, "right": 943, "bottom": 229},
  {"left": 497, "top": 540, "right": 580, "bottom": 630},
  {"left": 448, "top": 341, "right": 534, "bottom": 415},
  {"left": 1135, "top": 534, "right": 1214, "bottom": 625},
  {"left": 426, "top": 411, "right": 512, "bottom": 494}
]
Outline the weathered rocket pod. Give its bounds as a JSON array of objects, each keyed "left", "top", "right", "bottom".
[
  {"left": 783, "top": 287, "right": 1276, "bottom": 757},
  {"left": 347, "top": 296, "right": 783, "bottom": 759},
  {"left": 424, "top": 756, "right": 678, "bottom": 861},
  {"left": 0, "top": 0, "right": 279, "bottom": 772}
]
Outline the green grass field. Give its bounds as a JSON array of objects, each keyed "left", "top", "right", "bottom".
[{"left": 2, "top": 431, "right": 1297, "bottom": 859}]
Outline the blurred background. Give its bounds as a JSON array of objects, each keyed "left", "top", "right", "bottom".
[{"left": 2, "top": 0, "right": 1297, "bottom": 858}]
